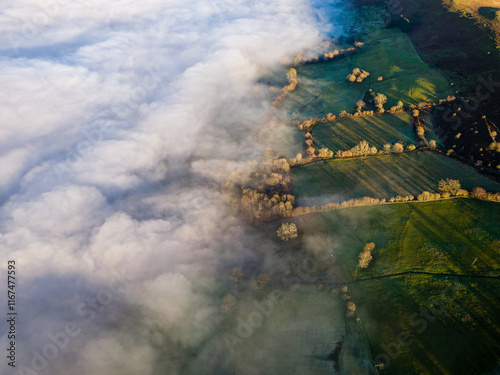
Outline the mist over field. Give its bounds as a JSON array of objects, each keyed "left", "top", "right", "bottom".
[{"left": 0, "top": 0, "right": 343, "bottom": 374}]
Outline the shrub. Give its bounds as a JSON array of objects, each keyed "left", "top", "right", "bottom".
[
  {"left": 230, "top": 267, "right": 244, "bottom": 282},
  {"left": 277, "top": 223, "right": 298, "bottom": 241},
  {"left": 356, "top": 100, "right": 366, "bottom": 113},
  {"left": 346, "top": 68, "right": 370, "bottom": 83},
  {"left": 417, "top": 191, "right": 440, "bottom": 201},
  {"left": 359, "top": 242, "right": 375, "bottom": 269},
  {"left": 318, "top": 148, "right": 334, "bottom": 159},
  {"left": 272, "top": 158, "right": 290, "bottom": 173},
  {"left": 347, "top": 74, "right": 357, "bottom": 82},
  {"left": 438, "top": 178, "right": 461, "bottom": 196},
  {"left": 374, "top": 93, "right": 387, "bottom": 111},
  {"left": 471, "top": 187, "right": 487, "bottom": 199},
  {"left": 488, "top": 142, "right": 500, "bottom": 152},
  {"left": 416, "top": 126, "right": 425, "bottom": 138},
  {"left": 220, "top": 294, "right": 236, "bottom": 313},
  {"left": 346, "top": 301, "right": 356, "bottom": 317},
  {"left": 393, "top": 142, "right": 404, "bottom": 153},
  {"left": 255, "top": 273, "right": 271, "bottom": 289}
]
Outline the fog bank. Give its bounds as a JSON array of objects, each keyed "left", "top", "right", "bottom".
[{"left": 0, "top": 0, "right": 342, "bottom": 373}]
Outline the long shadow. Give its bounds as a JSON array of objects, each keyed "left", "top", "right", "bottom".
[{"left": 353, "top": 270, "right": 500, "bottom": 283}]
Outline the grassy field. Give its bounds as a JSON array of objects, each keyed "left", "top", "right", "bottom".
[
  {"left": 176, "top": 286, "right": 349, "bottom": 375},
  {"left": 322, "top": 199, "right": 500, "bottom": 279},
  {"left": 355, "top": 29, "right": 452, "bottom": 106},
  {"left": 171, "top": 200, "right": 500, "bottom": 375},
  {"left": 285, "top": 28, "right": 453, "bottom": 122},
  {"left": 250, "top": 7, "right": 500, "bottom": 375},
  {"left": 313, "top": 112, "right": 415, "bottom": 152},
  {"left": 291, "top": 151, "right": 500, "bottom": 205},
  {"left": 320, "top": 199, "right": 500, "bottom": 374}
]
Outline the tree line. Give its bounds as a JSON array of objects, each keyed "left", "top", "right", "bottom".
[
  {"left": 295, "top": 41, "right": 365, "bottom": 65},
  {"left": 289, "top": 140, "right": 417, "bottom": 167},
  {"left": 272, "top": 68, "right": 298, "bottom": 106},
  {"left": 291, "top": 180, "right": 500, "bottom": 217},
  {"left": 227, "top": 150, "right": 296, "bottom": 221}
]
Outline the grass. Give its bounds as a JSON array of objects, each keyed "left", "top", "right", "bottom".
[
  {"left": 244, "top": 9, "right": 500, "bottom": 375},
  {"left": 162, "top": 200, "right": 500, "bottom": 375},
  {"left": 284, "top": 28, "right": 453, "bottom": 122},
  {"left": 319, "top": 199, "right": 500, "bottom": 374},
  {"left": 354, "top": 29, "right": 452, "bottom": 104},
  {"left": 291, "top": 151, "right": 500, "bottom": 205},
  {"left": 177, "top": 200, "right": 500, "bottom": 375},
  {"left": 182, "top": 286, "right": 346, "bottom": 375},
  {"left": 313, "top": 112, "right": 415, "bottom": 152},
  {"left": 356, "top": 275, "right": 500, "bottom": 375},
  {"left": 322, "top": 199, "right": 500, "bottom": 279}
]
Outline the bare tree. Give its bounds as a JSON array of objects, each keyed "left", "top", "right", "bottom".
[
  {"left": 277, "top": 223, "right": 298, "bottom": 241},
  {"left": 230, "top": 267, "right": 244, "bottom": 282},
  {"left": 220, "top": 294, "right": 236, "bottom": 313},
  {"left": 471, "top": 187, "right": 487, "bottom": 198},
  {"left": 356, "top": 100, "right": 366, "bottom": 113},
  {"left": 374, "top": 93, "right": 387, "bottom": 112},
  {"left": 392, "top": 142, "right": 404, "bottom": 153},
  {"left": 255, "top": 273, "right": 271, "bottom": 289},
  {"left": 438, "top": 179, "right": 461, "bottom": 196},
  {"left": 359, "top": 242, "right": 375, "bottom": 269}
]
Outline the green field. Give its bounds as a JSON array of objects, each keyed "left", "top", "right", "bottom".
[
  {"left": 216, "top": 286, "right": 346, "bottom": 375},
  {"left": 313, "top": 112, "right": 415, "bottom": 152},
  {"left": 285, "top": 28, "right": 453, "bottom": 122},
  {"left": 291, "top": 151, "right": 500, "bottom": 205},
  {"left": 245, "top": 9, "right": 500, "bottom": 375},
  {"left": 320, "top": 199, "right": 500, "bottom": 279},
  {"left": 171, "top": 285, "right": 351, "bottom": 375},
  {"left": 171, "top": 200, "right": 500, "bottom": 375},
  {"left": 356, "top": 29, "right": 452, "bottom": 105},
  {"left": 318, "top": 199, "right": 500, "bottom": 374}
]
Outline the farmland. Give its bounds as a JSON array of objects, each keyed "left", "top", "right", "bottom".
[
  {"left": 246, "top": 3, "right": 500, "bottom": 374},
  {"left": 179, "top": 199, "right": 500, "bottom": 375},
  {"left": 212, "top": 286, "right": 346, "bottom": 375},
  {"left": 313, "top": 112, "right": 415, "bottom": 152},
  {"left": 291, "top": 151, "right": 500, "bottom": 205},
  {"left": 322, "top": 199, "right": 500, "bottom": 280},
  {"left": 284, "top": 28, "right": 453, "bottom": 122},
  {"left": 320, "top": 199, "right": 500, "bottom": 374}
]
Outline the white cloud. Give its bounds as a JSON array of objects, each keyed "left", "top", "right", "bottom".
[{"left": 0, "top": 0, "right": 339, "bottom": 373}]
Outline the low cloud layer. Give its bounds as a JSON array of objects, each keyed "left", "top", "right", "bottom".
[{"left": 0, "top": 0, "right": 340, "bottom": 373}]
